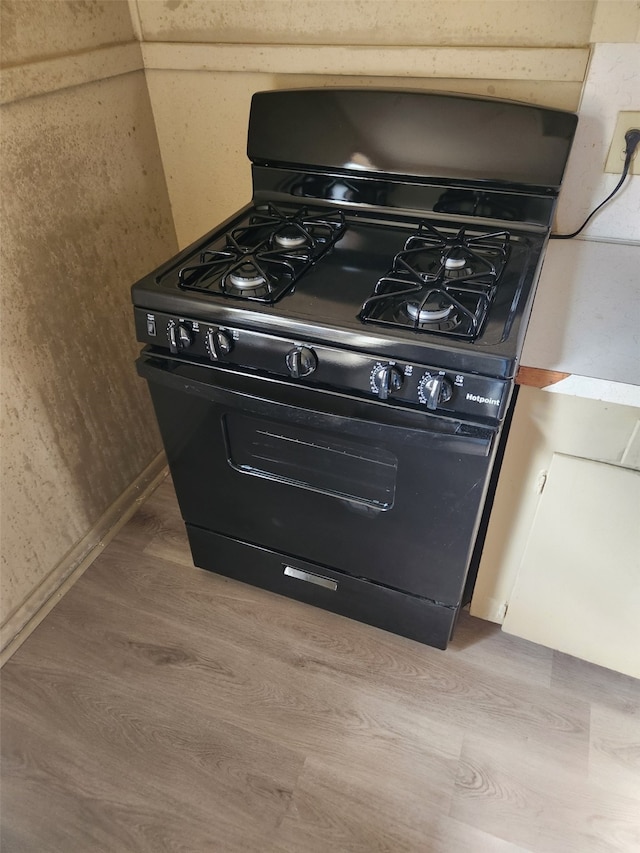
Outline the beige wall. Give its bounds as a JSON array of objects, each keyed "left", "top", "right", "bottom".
[
  {"left": 136, "top": 0, "right": 640, "bottom": 247},
  {"left": 554, "top": 42, "right": 640, "bottom": 241},
  {"left": 136, "top": 0, "right": 595, "bottom": 247},
  {"left": 1, "top": 0, "right": 135, "bottom": 64},
  {"left": 0, "top": 2, "right": 177, "bottom": 650},
  {"left": 590, "top": 0, "right": 640, "bottom": 41},
  {"left": 135, "top": 0, "right": 596, "bottom": 47}
]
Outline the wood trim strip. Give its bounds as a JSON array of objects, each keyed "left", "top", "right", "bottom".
[
  {"left": 516, "top": 366, "right": 571, "bottom": 388},
  {"left": 0, "top": 42, "right": 143, "bottom": 105},
  {"left": 0, "top": 453, "right": 168, "bottom": 666},
  {"left": 140, "top": 43, "right": 589, "bottom": 81}
]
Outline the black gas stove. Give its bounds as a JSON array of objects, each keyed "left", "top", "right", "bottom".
[{"left": 132, "top": 89, "right": 576, "bottom": 649}]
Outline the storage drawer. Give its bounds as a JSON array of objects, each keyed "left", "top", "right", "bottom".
[{"left": 186, "top": 525, "right": 457, "bottom": 649}]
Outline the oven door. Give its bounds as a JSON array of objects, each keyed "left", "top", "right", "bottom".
[{"left": 138, "top": 353, "right": 498, "bottom": 607}]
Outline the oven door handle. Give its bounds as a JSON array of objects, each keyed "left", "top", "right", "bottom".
[{"left": 136, "top": 353, "right": 497, "bottom": 455}]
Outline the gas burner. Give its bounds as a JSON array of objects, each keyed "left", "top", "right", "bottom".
[
  {"left": 360, "top": 222, "right": 510, "bottom": 340},
  {"left": 406, "top": 295, "right": 454, "bottom": 324},
  {"left": 233, "top": 204, "right": 346, "bottom": 257},
  {"left": 176, "top": 203, "right": 346, "bottom": 303},
  {"left": 273, "top": 227, "right": 310, "bottom": 250},
  {"left": 443, "top": 253, "right": 468, "bottom": 271},
  {"left": 227, "top": 263, "right": 267, "bottom": 289},
  {"left": 442, "top": 247, "right": 474, "bottom": 278},
  {"left": 359, "top": 272, "right": 487, "bottom": 338},
  {"left": 402, "top": 224, "right": 509, "bottom": 279}
]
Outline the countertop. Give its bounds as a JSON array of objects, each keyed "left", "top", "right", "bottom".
[{"left": 518, "top": 237, "right": 640, "bottom": 407}]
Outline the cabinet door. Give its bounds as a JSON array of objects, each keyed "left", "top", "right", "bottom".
[{"left": 502, "top": 452, "right": 640, "bottom": 678}]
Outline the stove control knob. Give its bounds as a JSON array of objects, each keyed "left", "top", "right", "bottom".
[
  {"left": 206, "top": 328, "right": 233, "bottom": 360},
  {"left": 419, "top": 373, "right": 453, "bottom": 410},
  {"left": 373, "top": 365, "right": 404, "bottom": 400},
  {"left": 286, "top": 346, "right": 317, "bottom": 378},
  {"left": 168, "top": 321, "right": 192, "bottom": 354}
]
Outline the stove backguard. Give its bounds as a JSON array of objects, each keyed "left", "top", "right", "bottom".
[{"left": 249, "top": 89, "right": 577, "bottom": 196}]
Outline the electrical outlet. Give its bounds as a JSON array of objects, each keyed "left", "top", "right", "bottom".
[{"left": 604, "top": 111, "right": 640, "bottom": 175}]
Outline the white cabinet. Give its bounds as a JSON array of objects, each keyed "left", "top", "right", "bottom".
[
  {"left": 471, "top": 386, "right": 640, "bottom": 676},
  {"left": 501, "top": 452, "right": 640, "bottom": 677}
]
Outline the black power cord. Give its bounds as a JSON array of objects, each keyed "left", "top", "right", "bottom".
[{"left": 551, "top": 127, "right": 640, "bottom": 240}]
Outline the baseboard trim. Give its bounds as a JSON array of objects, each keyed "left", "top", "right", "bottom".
[{"left": 0, "top": 453, "right": 168, "bottom": 666}]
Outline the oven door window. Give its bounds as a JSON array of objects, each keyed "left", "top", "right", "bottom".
[{"left": 224, "top": 413, "right": 397, "bottom": 510}]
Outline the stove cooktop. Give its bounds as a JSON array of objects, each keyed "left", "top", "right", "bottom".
[
  {"left": 133, "top": 90, "right": 577, "bottom": 383},
  {"left": 132, "top": 201, "right": 545, "bottom": 377}
]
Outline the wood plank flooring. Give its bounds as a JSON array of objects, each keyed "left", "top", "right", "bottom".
[{"left": 2, "top": 478, "right": 640, "bottom": 852}]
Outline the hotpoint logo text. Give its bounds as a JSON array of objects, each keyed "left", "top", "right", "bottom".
[{"left": 466, "top": 392, "right": 501, "bottom": 407}]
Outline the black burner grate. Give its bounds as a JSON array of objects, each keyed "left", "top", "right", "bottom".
[
  {"left": 177, "top": 204, "right": 346, "bottom": 303},
  {"left": 359, "top": 223, "right": 510, "bottom": 340}
]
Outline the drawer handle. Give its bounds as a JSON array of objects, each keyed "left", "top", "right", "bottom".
[{"left": 283, "top": 565, "right": 338, "bottom": 591}]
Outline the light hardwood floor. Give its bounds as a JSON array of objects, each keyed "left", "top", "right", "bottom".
[{"left": 2, "top": 478, "right": 640, "bottom": 852}]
